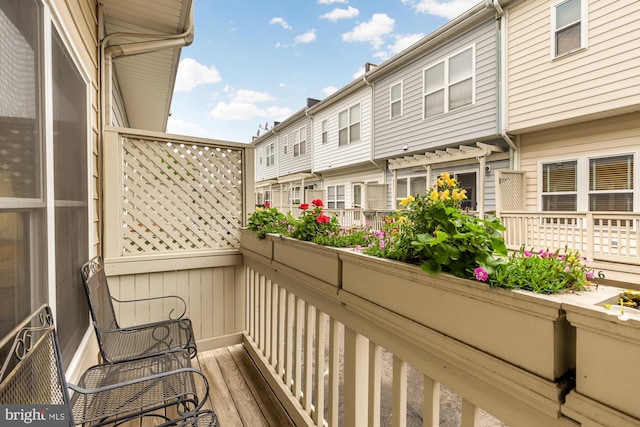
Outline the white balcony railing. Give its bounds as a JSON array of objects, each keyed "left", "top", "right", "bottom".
[{"left": 500, "top": 211, "right": 640, "bottom": 277}]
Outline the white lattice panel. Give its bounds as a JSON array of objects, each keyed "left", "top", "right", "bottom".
[
  {"left": 120, "top": 137, "right": 243, "bottom": 254},
  {"left": 497, "top": 170, "right": 526, "bottom": 212}
]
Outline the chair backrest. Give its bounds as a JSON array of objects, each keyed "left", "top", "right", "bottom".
[
  {"left": 80, "top": 256, "right": 119, "bottom": 331},
  {"left": 0, "top": 305, "right": 71, "bottom": 415}
]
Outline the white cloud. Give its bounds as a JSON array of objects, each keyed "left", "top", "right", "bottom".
[
  {"left": 295, "top": 29, "right": 317, "bottom": 44},
  {"left": 389, "top": 33, "right": 425, "bottom": 55},
  {"left": 279, "top": 83, "right": 286, "bottom": 88},
  {"left": 210, "top": 102, "right": 265, "bottom": 120},
  {"left": 208, "top": 89, "right": 292, "bottom": 122},
  {"left": 265, "top": 106, "right": 294, "bottom": 118},
  {"left": 402, "top": 0, "right": 479, "bottom": 20},
  {"left": 352, "top": 68, "right": 365, "bottom": 79},
  {"left": 166, "top": 117, "right": 207, "bottom": 137},
  {"left": 323, "top": 86, "right": 338, "bottom": 96},
  {"left": 321, "top": 6, "right": 359, "bottom": 22},
  {"left": 342, "top": 13, "right": 395, "bottom": 49},
  {"left": 231, "top": 89, "right": 275, "bottom": 103},
  {"left": 317, "top": 0, "right": 347, "bottom": 4},
  {"left": 174, "top": 58, "right": 221, "bottom": 92},
  {"left": 269, "top": 17, "right": 292, "bottom": 30}
]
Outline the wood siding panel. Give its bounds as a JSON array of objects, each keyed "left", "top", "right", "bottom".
[
  {"left": 507, "top": 0, "right": 640, "bottom": 132},
  {"left": 373, "top": 19, "right": 498, "bottom": 161},
  {"left": 254, "top": 133, "right": 279, "bottom": 182},
  {"left": 313, "top": 87, "right": 373, "bottom": 172},
  {"left": 109, "top": 265, "right": 244, "bottom": 346},
  {"left": 278, "top": 116, "right": 313, "bottom": 176},
  {"left": 518, "top": 112, "right": 640, "bottom": 210}
]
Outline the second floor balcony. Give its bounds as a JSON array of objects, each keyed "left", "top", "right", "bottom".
[{"left": 74, "top": 127, "right": 640, "bottom": 427}]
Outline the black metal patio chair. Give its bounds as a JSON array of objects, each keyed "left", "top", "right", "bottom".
[
  {"left": 0, "top": 305, "right": 219, "bottom": 427},
  {"left": 81, "top": 256, "right": 197, "bottom": 363}
]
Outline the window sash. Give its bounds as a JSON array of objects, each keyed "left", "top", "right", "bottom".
[
  {"left": 424, "top": 47, "right": 473, "bottom": 117},
  {"left": 390, "top": 83, "right": 402, "bottom": 118},
  {"left": 553, "top": 0, "right": 584, "bottom": 56}
]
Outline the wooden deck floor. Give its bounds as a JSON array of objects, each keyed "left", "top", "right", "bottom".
[{"left": 194, "top": 344, "right": 296, "bottom": 427}]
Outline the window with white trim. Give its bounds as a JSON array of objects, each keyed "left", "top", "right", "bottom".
[
  {"left": 552, "top": 0, "right": 587, "bottom": 58},
  {"left": 338, "top": 104, "right": 360, "bottom": 146},
  {"left": 266, "top": 143, "right": 275, "bottom": 166},
  {"left": 294, "top": 126, "right": 306, "bottom": 156},
  {"left": 0, "top": 0, "right": 89, "bottom": 364},
  {"left": 589, "top": 155, "right": 633, "bottom": 211},
  {"left": 542, "top": 161, "right": 577, "bottom": 211},
  {"left": 396, "top": 176, "right": 427, "bottom": 205},
  {"left": 321, "top": 120, "right": 328, "bottom": 144},
  {"left": 290, "top": 186, "right": 301, "bottom": 205},
  {"left": 327, "top": 185, "right": 345, "bottom": 209},
  {"left": 390, "top": 82, "right": 403, "bottom": 118},
  {"left": 541, "top": 154, "right": 634, "bottom": 212},
  {"left": 353, "top": 183, "right": 362, "bottom": 208},
  {"left": 424, "top": 46, "right": 474, "bottom": 118}
]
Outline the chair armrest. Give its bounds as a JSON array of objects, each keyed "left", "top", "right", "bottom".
[{"left": 110, "top": 294, "right": 187, "bottom": 320}]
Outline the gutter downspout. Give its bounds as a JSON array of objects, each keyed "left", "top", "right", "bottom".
[
  {"left": 98, "top": 1, "right": 194, "bottom": 254},
  {"left": 305, "top": 108, "right": 315, "bottom": 177},
  {"left": 487, "top": 0, "right": 518, "bottom": 169},
  {"left": 363, "top": 74, "right": 384, "bottom": 174},
  {"left": 100, "top": 1, "right": 194, "bottom": 131}
]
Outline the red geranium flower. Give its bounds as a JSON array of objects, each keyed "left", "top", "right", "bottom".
[
  {"left": 299, "top": 203, "right": 309, "bottom": 210},
  {"left": 316, "top": 214, "right": 330, "bottom": 224},
  {"left": 312, "top": 199, "right": 323, "bottom": 207},
  {"left": 264, "top": 201, "right": 270, "bottom": 208}
]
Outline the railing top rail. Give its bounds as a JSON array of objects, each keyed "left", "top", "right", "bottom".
[{"left": 105, "top": 126, "right": 252, "bottom": 151}]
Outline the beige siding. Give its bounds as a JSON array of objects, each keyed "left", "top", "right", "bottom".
[
  {"left": 519, "top": 111, "right": 640, "bottom": 209},
  {"left": 108, "top": 264, "right": 245, "bottom": 349},
  {"left": 507, "top": 0, "right": 640, "bottom": 132}
]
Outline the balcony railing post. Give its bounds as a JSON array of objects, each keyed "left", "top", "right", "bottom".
[
  {"left": 423, "top": 375, "right": 440, "bottom": 427},
  {"left": 344, "top": 327, "right": 369, "bottom": 426},
  {"left": 314, "top": 310, "right": 327, "bottom": 426},
  {"left": 461, "top": 398, "right": 480, "bottom": 427},
  {"left": 586, "top": 212, "right": 594, "bottom": 261},
  {"left": 369, "top": 344, "right": 382, "bottom": 427},
  {"left": 328, "top": 318, "right": 340, "bottom": 427},
  {"left": 392, "top": 356, "right": 408, "bottom": 427}
]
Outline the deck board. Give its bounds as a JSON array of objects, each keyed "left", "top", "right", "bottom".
[
  {"left": 227, "top": 344, "right": 296, "bottom": 427},
  {"left": 114, "top": 344, "right": 293, "bottom": 427}
]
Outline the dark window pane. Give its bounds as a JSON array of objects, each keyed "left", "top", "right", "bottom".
[
  {"left": 542, "top": 194, "right": 577, "bottom": 211},
  {"left": 556, "top": 23, "right": 581, "bottom": 55},
  {"left": 589, "top": 193, "right": 633, "bottom": 212}
]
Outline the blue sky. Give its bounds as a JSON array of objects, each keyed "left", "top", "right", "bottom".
[{"left": 167, "top": 0, "right": 478, "bottom": 143}]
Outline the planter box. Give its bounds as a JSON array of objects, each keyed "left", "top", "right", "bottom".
[
  {"left": 339, "top": 250, "right": 622, "bottom": 382},
  {"left": 563, "top": 299, "right": 640, "bottom": 421},
  {"left": 272, "top": 236, "right": 341, "bottom": 287},
  {"left": 239, "top": 229, "right": 273, "bottom": 259}
]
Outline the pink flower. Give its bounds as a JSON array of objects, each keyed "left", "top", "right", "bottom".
[
  {"left": 299, "top": 203, "right": 309, "bottom": 210},
  {"left": 474, "top": 266, "right": 488, "bottom": 282},
  {"left": 586, "top": 271, "right": 595, "bottom": 279},
  {"left": 355, "top": 245, "right": 362, "bottom": 252},
  {"left": 316, "top": 214, "right": 330, "bottom": 224},
  {"left": 524, "top": 250, "right": 533, "bottom": 258},
  {"left": 312, "top": 199, "right": 324, "bottom": 207}
]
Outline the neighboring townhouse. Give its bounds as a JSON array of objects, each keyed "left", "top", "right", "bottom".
[
  {"left": 502, "top": 0, "right": 640, "bottom": 285},
  {"left": 253, "top": 98, "right": 320, "bottom": 213},
  {"left": 367, "top": 1, "right": 514, "bottom": 217},
  {"left": 309, "top": 65, "right": 387, "bottom": 217}
]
